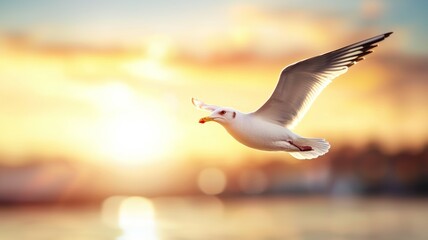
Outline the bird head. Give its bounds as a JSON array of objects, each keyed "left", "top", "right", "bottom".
[{"left": 199, "top": 107, "right": 237, "bottom": 125}]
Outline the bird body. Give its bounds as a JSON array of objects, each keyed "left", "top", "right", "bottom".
[
  {"left": 193, "top": 32, "right": 392, "bottom": 160},
  {"left": 195, "top": 100, "right": 330, "bottom": 159},
  {"left": 221, "top": 112, "right": 300, "bottom": 151}
]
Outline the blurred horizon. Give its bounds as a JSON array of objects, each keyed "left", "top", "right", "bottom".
[{"left": 0, "top": 141, "right": 427, "bottom": 204}]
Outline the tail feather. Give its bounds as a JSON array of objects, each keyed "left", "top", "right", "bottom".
[{"left": 289, "top": 138, "right": 330, "bottom": 160}]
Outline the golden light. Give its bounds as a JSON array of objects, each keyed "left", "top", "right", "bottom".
[
  {"left": 90, "top": 82, "right": 176, "bottom": 165},
  {"left": 103, "top": 114, "right": 168, "bottom": 165},
  {"left": 101, "top": 196, "right": 159, "bottom": 240},
  {"left": 100, "top": 196, "right": 159, "bottom": 240}
]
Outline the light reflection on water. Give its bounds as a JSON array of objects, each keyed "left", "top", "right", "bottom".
[
  {"left": 1, "top": 197, "right": 428, "bottom": 240},
  {"left": 101, "top": 196, "right": 159, "bottom": 240}
]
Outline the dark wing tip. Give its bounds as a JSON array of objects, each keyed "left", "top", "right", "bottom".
[
  {"left": 329, "top": 32, "right": 392, "bottom": 69},
  {"left": 384, "top": 32, "right": 393, "bottom": 38},
  {"left": 378, "top": 32, "right": 393, "bottom": 42}
]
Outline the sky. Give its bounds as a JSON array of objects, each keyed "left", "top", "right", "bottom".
[{"left": 0, "top": 0, "right": 427, "bottom": 166}]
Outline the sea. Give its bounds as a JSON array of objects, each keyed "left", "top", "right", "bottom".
[{"left": 0, "top": 196, "right": 427, "bottom": 240}]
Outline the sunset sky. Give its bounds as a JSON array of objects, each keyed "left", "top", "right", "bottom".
[{"left": 0, "top": 0, "right": 427, "bottom": 166}]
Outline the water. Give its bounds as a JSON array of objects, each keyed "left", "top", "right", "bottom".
[{"left": 0, "top": 197, "right": 427, "bottom": 240}]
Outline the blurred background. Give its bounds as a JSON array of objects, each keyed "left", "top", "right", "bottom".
[{"left": 0, "top": 0, "right": 427, "bottom": 239}]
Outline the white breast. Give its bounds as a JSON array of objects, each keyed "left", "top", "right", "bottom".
[{"left": 223, "top": 113, "right": 296, "bottom": 151}]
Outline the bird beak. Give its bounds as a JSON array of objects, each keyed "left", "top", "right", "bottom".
[{"left": 199, "top": 116, "right": 214, "bottom": 124}]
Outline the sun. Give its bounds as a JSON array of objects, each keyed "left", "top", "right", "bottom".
[
  {"left": 91, "top": 83, "right": 176, "bottom": 165},
  {"left": 104, "top": 111, "right": 170, "bottom": 165}
]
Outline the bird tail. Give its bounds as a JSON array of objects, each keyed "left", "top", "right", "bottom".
[{"left": 289, "top": 138, "right": 330, "bottom": 160}]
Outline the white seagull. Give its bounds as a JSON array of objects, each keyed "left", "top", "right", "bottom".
[{"left": 193, "top": 32, "right": 393, "bottom": 159}]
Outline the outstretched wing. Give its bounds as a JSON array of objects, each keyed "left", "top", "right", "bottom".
[
  {"left": 192, "top": 98, "right": 219, "bottom": 112},
  {"left": 253, "top": 32, "right": 393, "bottom": 128}
]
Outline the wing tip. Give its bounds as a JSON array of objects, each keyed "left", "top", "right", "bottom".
[
  {"left": 384, "top": 31, "right": 394, "bottom": 38},
  {"left": 378, "top": 32, "right": 393, "bottom": 42},
  {"left": 341, "top": 33, "right": 391, "bottom": 67}
]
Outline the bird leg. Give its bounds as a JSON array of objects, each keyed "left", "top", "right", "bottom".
[{"left": 287, "top": 141, "right": 313, "bottom": 151}]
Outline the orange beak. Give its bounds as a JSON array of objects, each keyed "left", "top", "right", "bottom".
[{"left": 199, "top": 116, "right": 213, "bottom": 124}]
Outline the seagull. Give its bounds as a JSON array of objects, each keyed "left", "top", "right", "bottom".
[{"left": 193, "top": 32, "right": 393, "bottom": 159}]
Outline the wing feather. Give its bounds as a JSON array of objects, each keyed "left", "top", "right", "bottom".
[{"left": 253, "top": 32, "right": 392, "bottom": 128}]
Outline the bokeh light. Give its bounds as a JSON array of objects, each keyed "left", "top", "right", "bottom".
[{"left": 197, "top": 168, "right": 227, "bottom": 195}]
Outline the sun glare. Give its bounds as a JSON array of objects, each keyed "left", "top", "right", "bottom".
[
  {"left": 90, "top": 83, "right": 176, "bottom": 165},
  {"left": 104, "top": 112, "right": 171, "bottom": 165}
]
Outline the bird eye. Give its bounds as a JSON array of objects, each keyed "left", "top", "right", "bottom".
[{"left": 219, "top": 110, "right": 226, "bottom": 115}]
